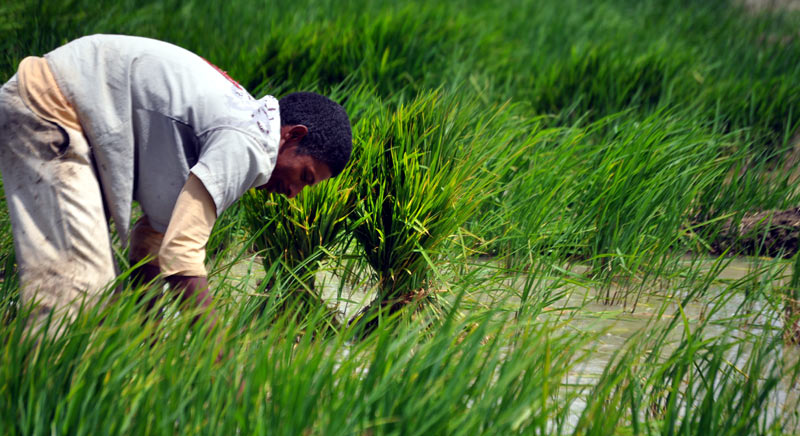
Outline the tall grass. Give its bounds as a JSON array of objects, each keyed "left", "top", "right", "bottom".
[
  {"left": 238, "top": 172, "right": 355, "bottom": 320},
  {"left": 346, "top": 91, "right": 529, "bottom": 329},
  {"left": 2, "top": 254, "right": 799, "bottom": 434},
  {"left": 0, "top": 276, "right": 597, "bottom": 435},
  {"left": 2, "top": 0, "right": 800, "bottom": 433}
]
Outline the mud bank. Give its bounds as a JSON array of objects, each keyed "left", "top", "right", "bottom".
[{"left": 711, "top": 208, "right": 800, "bottom": 258}]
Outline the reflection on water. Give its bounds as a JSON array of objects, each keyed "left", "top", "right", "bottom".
[
  {"left": 530, "top": 256, "right": 800, "bottom": 431},
  {"left": 219, "top": 255, "right": 800, "bottom": 431}
]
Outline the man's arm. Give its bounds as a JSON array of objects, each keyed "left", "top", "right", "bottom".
[{"left": 159, "top": 173, "right": 218, "bottom": 330}]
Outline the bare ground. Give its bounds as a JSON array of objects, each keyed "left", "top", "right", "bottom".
[{"left": 711, "top": 208, "right": 800, "bottom": 258}]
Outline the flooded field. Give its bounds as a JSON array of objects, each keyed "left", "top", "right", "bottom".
[
  {"left": 541, "top": 258, "right": 800, "bottom": 431},
  {"left": 217, "top": 254, "right": 800, "bottom": 431},
  {"left": 4, "top": 0, "right": 800, "bottom": 433}
]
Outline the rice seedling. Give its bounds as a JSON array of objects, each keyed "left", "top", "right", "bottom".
[
  {"left": 244, "top": 3, "right": 478, "bottom": 99},
  {"left": 346, "top": 90, "right": 532, "bottom": 332},
  {"left": 0, "top": 269, "right": 602, "bottom": 435},
  {"left": 2, "top": 0, "right": 800, "bottom": 433},
  {"left": 238, "top": 169, "right": 355, "bottom": 324},
  {"left": 233, "top": 84, "right": 379, "bottom": 325}
]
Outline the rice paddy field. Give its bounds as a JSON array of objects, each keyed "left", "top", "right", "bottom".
[{"left": 3, "top": 0, "right": 800, "bottom": 434}]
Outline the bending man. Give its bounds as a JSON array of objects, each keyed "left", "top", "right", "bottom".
[{"left": 0, "top": 34, "right": 352, "bottom": 334}]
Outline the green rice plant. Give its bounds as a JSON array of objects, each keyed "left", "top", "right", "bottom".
[
  {"left": 0, "top": 179, "right": 16, "bottom": 323},
  {"left": 531, "top": 44, "right": 690, "bottom": 124},
  {"left": 347, "top": 89, "right": 526, "bottom": 332},
  {"left": 0, "top": 266, "right": 601, "bottom": 435},
  {"left": 204, "top": 203, "right": 248, "bottom": 262},
  {"left": 478, "top": 122, "right": 597, "bottom": 266},
  {"left": 5, "top": 0, "right": 800, "bottom": 154},
  {"left": 244, "top": 3, "right": 479, "bottom": 98},
  {"left": 238, "top": 169, "right": 355, "bottom": 323},
  {"left": 3, "top": 0, "right": 800, "bottom": 433},
  {"left": 557, "top": 113, "right": 745, "bottom": 300},
  {"left": 468, "top": 0, "right": 800, "bottom": 147},
  {"left": 571, "top": 258, "right": 800, "bottom": 435},
  {"left": 0, "top": 0, "right": 481, "bottom": 101},
  {"left": 227, "top": 85, "right": 379, "bottom": 327},
  {"left": 480, "top": 111, "right": 762, "bottom": 303},
  {"left": 0, "top": 178, "right": 12, "bottom": 271},
  {"left": 784, "top": 252, "right": 800, "bottom": 344}
]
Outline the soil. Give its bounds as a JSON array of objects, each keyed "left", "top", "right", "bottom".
[
  {"left": 709, "top": 123, "right": 800, "bottom": 258},
  {"left": 710, "top": 208, "right": 800, "bottom": 258}
]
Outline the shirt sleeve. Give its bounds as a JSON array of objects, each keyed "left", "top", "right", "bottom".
[
  {"left": 158, "top": 174, "right": 218, "bottom": 277},
  {"left": 190, "top": 128, "right": 276, "bottom": 217},
  {"left": 129, "top": 216, "right": 164, "bottom": 267}
]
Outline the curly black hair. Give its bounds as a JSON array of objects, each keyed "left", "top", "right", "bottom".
[{"left": 278, "top": 92, "right": 352, "bottom": 177}]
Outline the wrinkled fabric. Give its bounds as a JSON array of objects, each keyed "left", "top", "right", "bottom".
[
  {"left": 45, "top": 34, "right": 280, "bottom": 241},
  {"left": 17, "top": 56, "right": 81, "bottom": 132},
  {"left": 0, "top": 76, "right": 116, "bottom": 335},
  {"left": 129, "top": 174, "right": 217, "bottom": 277}
]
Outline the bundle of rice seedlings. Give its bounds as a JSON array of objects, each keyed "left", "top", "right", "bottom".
[
  {"left": 347, "top": 90, "right": 523, "bottom": 333},
  {"left": 239, "top": 169, "right": 355, "bottom": 326}
]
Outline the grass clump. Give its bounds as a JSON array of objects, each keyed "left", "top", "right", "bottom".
[
  {"left": 238, "top": 171, "right": 354, "bottom": 323},
  {"left": 1, "top": 280, "right": 597, "bottom": 435},
  {"left": 347, "top": 90, "right": 528, "bottom": 331},
  {"left": 2, "top": 0, "right": 800, "bottom": 433}
]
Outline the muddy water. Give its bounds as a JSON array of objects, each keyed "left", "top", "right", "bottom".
[
  {"left": 537, "top": 258, "right": 800, "bottom": 430},
  {"left": 219, "top": 256, "right": 800, "bottom": 430},
  {"left": 508, "top": 257, "right": 800, "bottom": 431}
]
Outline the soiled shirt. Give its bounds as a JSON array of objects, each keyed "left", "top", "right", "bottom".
[
  {"left": 17, "top": 55, "right": 222, "bottom": 277},
  {"left": 17, "top": 56, "right": 81, "bottom": 132},
  {"left": 44, "top": 34, "right": 281, "bottom": 243}
]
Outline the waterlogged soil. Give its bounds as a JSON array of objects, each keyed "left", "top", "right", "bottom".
[
  {"left": 219, "top": 255, "right": 800, "bottom": 430},
  {"left": 541, "top": 258, "right": 799, "bottom": 430},
  {"left": 710, "top": 208, "right": 800, "bottom": 258}
]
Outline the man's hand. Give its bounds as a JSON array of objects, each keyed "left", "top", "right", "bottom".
[
  {"left": 165, "top": 275, "right": 217, "bottom": 332},
  {"left": 166, "top": 275, "right": 229, "bottom": 363}
]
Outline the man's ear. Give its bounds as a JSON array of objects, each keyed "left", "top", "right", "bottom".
[
  {"left": 278, "top": 124, "right": 309, "bottom": 152},
  {"left": 286, "top": 124, "right": 309, "bottom": 141}
]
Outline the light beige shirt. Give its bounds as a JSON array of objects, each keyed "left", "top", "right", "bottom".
[
  {"left": 19, "top": 56, "right": 217, "bottom": 277},
  {"left": 45, "top": 35, "right": 280, "bottom": 244},
  {"left": 17, "top": 56, "right": 81, "bottom": 131}
]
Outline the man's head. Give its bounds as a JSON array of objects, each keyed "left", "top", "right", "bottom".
[{"left": 261, "top": 92, "right": 352, "bottom": 198}]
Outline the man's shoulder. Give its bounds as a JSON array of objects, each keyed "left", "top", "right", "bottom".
[{"left": 199, "top": 95, "right": 281, "bottom": 147}]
